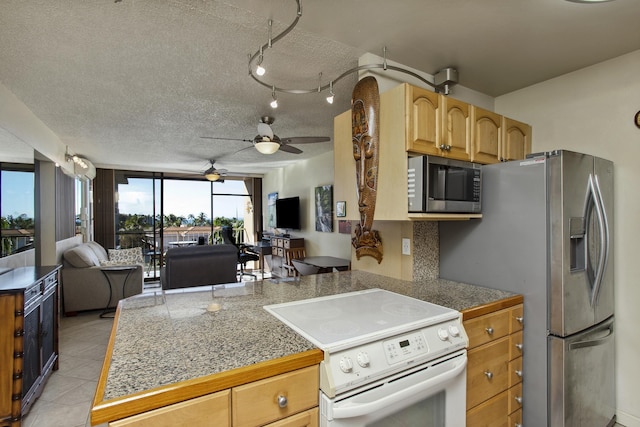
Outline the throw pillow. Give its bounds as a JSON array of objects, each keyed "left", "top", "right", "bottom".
[{"left": 107, "top": 247, "right": 144, "bottom": 265}]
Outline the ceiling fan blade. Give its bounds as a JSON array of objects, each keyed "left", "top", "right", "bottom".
[
  {"left": 279, "top": 144, "right": 303, "bottom": 154},
  {"left": 200, "top": 136, "right": 253, "bottom": 143},
  {"left": 280, "top": 136, "right": 331, "bottom": 145}
]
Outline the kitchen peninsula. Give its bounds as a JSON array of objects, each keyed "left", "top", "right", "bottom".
[{"left": 91, "top": 271, "right": 520, "bottom": 426}]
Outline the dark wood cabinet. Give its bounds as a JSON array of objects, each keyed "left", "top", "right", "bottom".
[{"left": 0, "top": 266, "right": 61, "bottom": 427}]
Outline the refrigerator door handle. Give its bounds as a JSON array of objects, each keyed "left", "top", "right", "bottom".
[
  {"left": 568, "top": 324, "right": 614, "bottom": 350},
  {"left": 588, "top": 173, "right": 610, "bottom": 307}
]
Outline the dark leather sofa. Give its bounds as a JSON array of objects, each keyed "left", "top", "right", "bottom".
[{"left": 160, "top": 244, "right": 238, "bottom": 290}]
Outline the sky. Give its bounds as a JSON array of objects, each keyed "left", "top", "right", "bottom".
[
  {"left": 1, "top": 172, "right": 250, "bottom": 222},
  {"left": 117, "top": 178, "right": 250, "bottom": 220},
  {"left": 1, "top": 170, "right": 34, "bottom": 218}
]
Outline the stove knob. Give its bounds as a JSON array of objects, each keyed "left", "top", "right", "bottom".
[
  {"left": 356, "top": 352, "right": 370, "bottom": 368},
  {"left": 449, "top": 325, "right": 461, "bottom": 337},
  {"left": 339, "top": 357, "right": 353, "bottom": 373},
  {"left": 438, "top": 328, "right": 450, "bottom": 341}
]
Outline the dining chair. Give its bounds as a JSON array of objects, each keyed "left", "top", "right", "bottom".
[
  {"left": 221, "top": 226, "right": 259, "bottom": 281},
  {"left": 283, "top": 247, "right": 306, "bottom": 277}
]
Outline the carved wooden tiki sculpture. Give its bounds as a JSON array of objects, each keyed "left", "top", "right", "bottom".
[{"left": 351, "top": 76, "right": 383, "bottom": 263}]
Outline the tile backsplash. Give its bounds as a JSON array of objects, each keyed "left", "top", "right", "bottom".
[{"left": 412, "top": 221, "right": 439, "bottom": 280}]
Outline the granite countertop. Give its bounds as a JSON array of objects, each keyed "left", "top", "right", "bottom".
[{"left": 92, "top": 270, "right": 517, "bottom": 424}]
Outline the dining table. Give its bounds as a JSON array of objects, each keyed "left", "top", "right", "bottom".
[{"left": 300, "top": 256, "right": 351, "bottom": 273}]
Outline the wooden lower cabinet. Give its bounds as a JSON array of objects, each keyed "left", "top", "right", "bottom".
[
  {"left": 110, "top": 391, "right": 231, "bottom": 427},
  {"left": 109, "top": 366, "right": 319, "bottom": 427},
  {"left": 464, "top": 303, "right": 523, "bottom": 427},
  {"left": 232, "top": 365, "right": 318, "bottom": 427},
  {"left": 264, "top": 408, "right": 318, "bottom": 427}
]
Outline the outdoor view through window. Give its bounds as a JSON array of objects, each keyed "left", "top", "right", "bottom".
[
  {"left": 1, "top": 167, "right": 35, "bottom": 257},
  {"left": 115, "top": 175, "right": 252, "bottom": 278}
]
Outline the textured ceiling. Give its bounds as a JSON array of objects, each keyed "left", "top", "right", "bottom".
[{"left": 1, "top": 0, "right": 638, "bottom": 177}]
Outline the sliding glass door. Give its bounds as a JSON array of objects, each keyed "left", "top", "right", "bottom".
[{"left": 114, "top": 171, "right": 255, "bottom": 281}]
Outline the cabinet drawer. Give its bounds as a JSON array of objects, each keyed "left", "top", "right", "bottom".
[
  {"left": 110, "top": 390, "right": 230, "bottom": 427},
  {"left": 466, "top": 390, "right": 508, "bottom": 427},
  {"left": 464, "top": 309, "right": 510, "bottom": 349},
  {"left": 510, "top": 304, "right": 524, "bottom": 333},
  {"left": 508, "top": 383, "right": 523, "bottom": 415},
  {"left": 509, "top": 408, "right": 522, "bottom": 427},
  {"left": 509, "top": 331, "right": 523, "bottom": 361},
  {"left": 264, "top": 407, "right": 318, "bottom": 427},
  {"left": 467, "top": 336, "right": 510, "bottom": 409},
  {"left": 232, "top": 366, "right": 318, "bottom": 427},
  {"left": 277, "top": 248, "right": 284, "bottom": 257},
  {"left": 274, "top": 238, "right": 283, "bottom": 247},
  {"left": 508, "top": 357, "right": 523, "bottom": 388}
]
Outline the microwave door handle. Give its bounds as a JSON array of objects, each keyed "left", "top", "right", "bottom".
[
  {"left": 331, "top": 357, "right": 466, "bottom": 420},
  {"left": 436, "top": 168, "right": 446, "bottom": 200},
  {"left": 587, "top": 174, "right": 609, "bottom": 307}
]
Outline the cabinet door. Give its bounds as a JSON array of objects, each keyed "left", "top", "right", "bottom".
[
  {"left": 407, "top": 86, "right": 441, "bottom": 154},
  {"left": 0, "top": 295, "right": 16, "bottom": 419},
  {"left": 41, "top": 288, "right": 57, "bottom": 370},
  {"left": 441, "top": 96, "right": 471, "bottom": 161},
  {"left": 264, "top": 407, "right": 318, "bottom": 427},
  {"left": 502, "top": 117, "right": 532, "bottom": 161},
  {"left": 109, "top": 390, "right": 231, "bottom": 427},
  {"left": 467, "top": 390, "right": 509, "bottom": 427},
  {"left": 471, "top": 106, "right": 502, "bottom": 164},
  {"left": 467, "top": 337, "right": 510, "bottom": 409},
  {"left": 232, "top": 366, "right": 318, "bottom": 427}
]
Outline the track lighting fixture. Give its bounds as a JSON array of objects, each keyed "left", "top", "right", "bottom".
[
  {"left": 326, "top": 81, "right": 335, "bottom": 104},
  {"left": 247, "top": 0, "right": 458, "bottom": 107},
  {"left": 256, "top": 47, "right": 265, "bottom": 76}
]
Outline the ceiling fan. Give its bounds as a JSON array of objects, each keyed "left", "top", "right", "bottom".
[
  {"left": 201, "top": 116, "right": 330, "bottom": 155},
  {"left": 203, "top": 160, "right": 227, "bottom": 182}
]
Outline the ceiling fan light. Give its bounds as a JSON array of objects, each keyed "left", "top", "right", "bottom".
[
  {"left": 255, "top": 141, "right": 280, "bottom": 154},
  {"left": 205, "top": 171, "right": 221, "bottom": 181}
]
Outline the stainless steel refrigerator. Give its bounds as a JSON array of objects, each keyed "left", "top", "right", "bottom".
[{"left": 439, "top": 150, "right": 615, "bottom": 427}]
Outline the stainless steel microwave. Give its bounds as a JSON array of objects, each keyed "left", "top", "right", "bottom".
[{"left": 408, "top": 155, "right": 482, "bottom": 213}]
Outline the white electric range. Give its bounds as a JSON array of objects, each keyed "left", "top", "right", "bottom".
[{"left": 264, "top": 289, "right": 469, "bottom": 426}]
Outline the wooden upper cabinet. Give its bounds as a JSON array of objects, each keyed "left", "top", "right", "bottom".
[
  {"left": 441, "top": 96, "right": 471, "bottom": 161},
  {"left": 471, "top": 106, "right": 502, "bottom": 164},
  {"left": 502, "top": 117, "right": 532, "bottom": 162},
  {"left": 406, "top": 85, "right": 441, "bottom": 154}
]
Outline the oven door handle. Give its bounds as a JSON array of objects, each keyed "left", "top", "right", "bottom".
[{"left": 332, "top": 356, "right": 466, "bottom": 419}]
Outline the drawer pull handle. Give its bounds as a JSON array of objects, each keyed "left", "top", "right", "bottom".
[
  {"left": 278, "top": 395, "right": 288, "bottom": 408},
  {"left": 485, "top": 327, "right": 494, "bottom": 335},
  {"left": 515, "top": 343, "right": 523, "bottom": 351},
  {"left": 515, "top": 396, "right": 523, "bottom": 404},
  {"left": 515, "top": 369, "right": 523, "bottom": 378},
  {"left": 516, "top": 316, "right": 524, "bottom": 324},
  {"left": 484, "top": 370, "right": 493, "bottom": 380}
]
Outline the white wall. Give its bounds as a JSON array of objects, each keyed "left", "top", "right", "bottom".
[
  {"left": 496, "top": 49, "right": 640, "bottom": 427},
  {"left": 263, "top": 151, "right": 352, "bottom": 259}
]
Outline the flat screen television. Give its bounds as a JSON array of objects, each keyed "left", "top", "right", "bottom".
[{"left": 275, "top": 196, "right": 301, "bottom": 230}]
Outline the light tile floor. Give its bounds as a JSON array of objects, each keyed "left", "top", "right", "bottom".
[{"left": 22, "top": 311, "right": 112, "bottom": 427}]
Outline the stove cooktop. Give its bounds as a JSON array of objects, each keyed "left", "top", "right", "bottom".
[{"left": 264, "top": 288, "right": 460, "bottom": 352}]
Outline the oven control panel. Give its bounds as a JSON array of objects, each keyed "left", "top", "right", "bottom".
[{"left": 321, "top": 318, "right": 468, "bottom": 396}]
